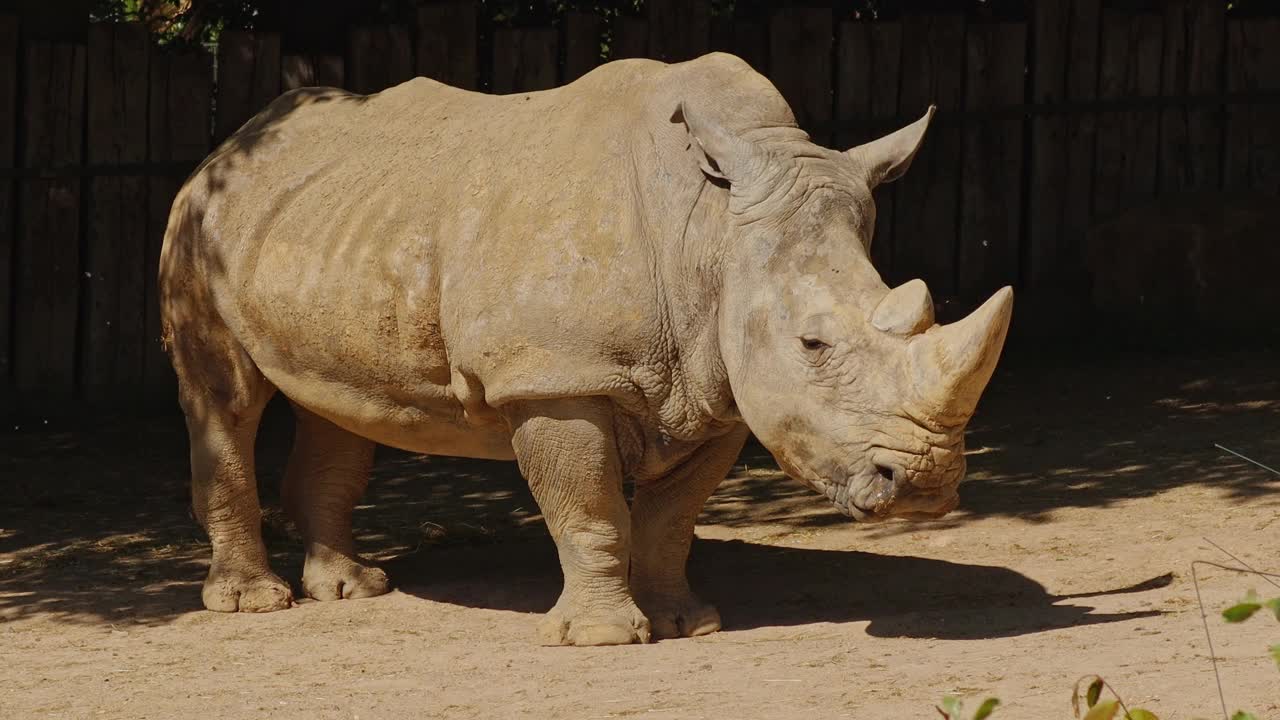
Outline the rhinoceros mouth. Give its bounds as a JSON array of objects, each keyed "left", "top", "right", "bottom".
[{"left": 825, "top": 459, "right": 961, "bottom": 522}]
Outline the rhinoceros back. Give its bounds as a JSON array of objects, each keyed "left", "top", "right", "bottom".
[{"left": 159, "top": 53, "right": 790, "bottom": 454}]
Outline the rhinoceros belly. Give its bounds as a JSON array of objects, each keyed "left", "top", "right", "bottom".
[{"left": 210, "top": 178, "right": 516, "bottom": 461}]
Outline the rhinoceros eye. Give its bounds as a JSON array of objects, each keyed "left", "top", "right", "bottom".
[{"left": 800, "top": 337, "right": 830, "bottom": 352}]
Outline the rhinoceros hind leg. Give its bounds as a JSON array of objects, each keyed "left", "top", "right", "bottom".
[
  {"left": 171, "top": 318, "right": 292, "bottom": 613},
  {"left": 629, "top": 427, "right": 749, "bottom": 639},
  {"left": 282, "top": 404, "right": 391, "bottom": 602},
  {"left": 508, "top": 398, "right": 651, "bottom": 646}
]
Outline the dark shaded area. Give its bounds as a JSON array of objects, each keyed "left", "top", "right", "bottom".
[
  {"left": 389, "top": 534, "right": 1166, "bottom": 640},
  {"left": 1, "top": 350, "right": 1275, "bottom": 630}
]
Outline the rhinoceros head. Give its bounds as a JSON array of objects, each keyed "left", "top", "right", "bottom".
[{"left": 681, "top": 102, "right": 1013, "bottom": 522}]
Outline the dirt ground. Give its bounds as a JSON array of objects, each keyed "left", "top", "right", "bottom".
[{"left": 2, "top": 348, "right": 1278, "bottom": 719}]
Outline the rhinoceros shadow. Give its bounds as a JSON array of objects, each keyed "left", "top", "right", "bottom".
[{"left": 386, "top": 536, "right": 1166, "bottom": 641}]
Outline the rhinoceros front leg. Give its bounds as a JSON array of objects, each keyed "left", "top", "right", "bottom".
[
  {"left": 629, "top": 427, "right": 749, "bottom": 639},
  {"left": 508, "top": 398, "right": 650, "bottom": 646},
  {"left": 281, "top": 405, "right": 391, "bottom": 602}
]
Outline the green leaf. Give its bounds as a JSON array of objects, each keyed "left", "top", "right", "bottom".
[
  {"left": 940, "top": 696, "right": 962, "bottom": 719},
  {"left": 1086, "top": 678, "right": 1104, "bottom": 707},
  {"left": 1222, "top": 602, "right": 1262, "bottom": 623},
  {"left": 1230, "top": 712, "right": 1258, "bottom": 720},
  {"left": 973, "top": 698, "right": 1000, "bottom": 720},
  {"left": 1083, "top": 700, "right": 1120, "bottom": 720},
  {"left": 1265, "top": 598, "right": 1280, "bottom": 621},
  {"left": 1126, "top": 710, "right": 1159, "bottom": 720}
]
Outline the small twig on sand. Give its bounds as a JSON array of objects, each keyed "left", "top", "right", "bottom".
[
  {"left": 1191, "top": 557, "right": 1280, "bottom": 720},
  {"left": 1212, "top": 443, "right": 1280, "bottom": 477},
  {"left": 1204, "top": 537, "right": 1280, "bottom": 591}
]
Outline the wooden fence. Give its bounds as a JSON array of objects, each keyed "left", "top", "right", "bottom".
[{"left": 2, "top": 1, "right": 1278, "bottom": 416}]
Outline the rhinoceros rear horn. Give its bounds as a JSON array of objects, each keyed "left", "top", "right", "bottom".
[
  {"left": 677, "top": 100, "right": 765, "bottom": 185},
  {"left": 847, "top": 106, "right": 935, "bottom": 188},
  {"left": 872, "top": 279, "right": 935, "bottom": 336},
  {"left": 907, "top": 286, "right": 1013, "bottom": 418}
]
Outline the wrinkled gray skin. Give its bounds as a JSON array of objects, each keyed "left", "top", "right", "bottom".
[{"left": 159, "top": 52, "right": 1012, "bottom": 646}]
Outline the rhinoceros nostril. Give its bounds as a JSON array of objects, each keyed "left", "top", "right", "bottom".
[{"left": 875, "top": 464, "right": 895, "bottom": 484}]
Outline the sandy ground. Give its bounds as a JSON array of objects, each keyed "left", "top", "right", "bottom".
[{"left": 2, "top": 349, "right": 1278, "bottom": 719}]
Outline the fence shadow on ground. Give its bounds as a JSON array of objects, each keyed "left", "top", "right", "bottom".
[{"left": 0, "top": 350, "right": 1274, "bottom": 628}]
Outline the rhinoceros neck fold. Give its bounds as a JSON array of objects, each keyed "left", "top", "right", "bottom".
[{"left": 637, "top": 147, "right": 742, "bottom": 439}]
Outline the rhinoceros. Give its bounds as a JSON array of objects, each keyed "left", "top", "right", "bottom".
[{"left": 159, "top": 52, "right": 1012, "bottom": 645}]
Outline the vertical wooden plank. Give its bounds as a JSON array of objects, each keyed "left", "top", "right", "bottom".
[
  {"left": 84, "top": 22, "right": 149, "bottom": 404},
  {"left": 564, "top": 11, "right": 603, "bottom": 83},
  {"left": 0, "top": 16, "right": 16, "bottom": 399},
  {"left": 282, "top": 54, "right": 344, "bottom": 90},
  {"left": 1159, "top": 0, "right": 1225, "bottom": 193},
  {"left": 610, "top": 16, "right": 648, "bottom": 61},
  {"left": 710, "top": 14, "right": 733, "bottom": 55},
  {"left": 732, "top": 18, "right": 768, "bottom": 75},
  {"left": 837, "top": 20, "right": 904, "bottom": 275},
  {"left": 214, "top": 31, "right": 281, "bottom": 144},
  {"left": 1026, "top": 0, "right": 1068, "bottom": 290},
  {"left": 1060, "top": 0, "right": 1101, "bottom": 283},
  {"left": 348, "top": 25, "right": 413, "bottom": 95},
  {"left": 836, "top": 22, "right": 871, "bottom": 150},
  {"left": 147, "top": 47, "right": 212, "bottom": 402},
  {"left": 1093, "top": 11, "right": 1163, "bottom": 221},
  {"left": 15, "top": 42, "right": 86, "bottom": 405},
  {"left": 415, "top": 1, "right": 477, "bottom": 90},
  {"left": 491, "top": 27, "right": 558, "bottom": 95},
  {"left": 648, "top": 0, "right": 710, "bottom": 63},
  {"left": 1224, "top": 19, "right": 1280, "bottom": 194},
  {"left": 867, "top": 23, "right": 904, "bottom": 276},
  {"left": 960, "top": 22, "right": 1026, "bottom": 301},
  {"left": 892, "top": 13, "right": 964, "bottom": 294},
  {"left": 768, "top": 7, "right": 833, "bottom": 142}
]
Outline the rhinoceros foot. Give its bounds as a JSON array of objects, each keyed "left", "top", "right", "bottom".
[
  {"left": 301, "top": 554, "right": 391, "bottom": 601},
  {"left": 536, "top": 597, "right": 652, "bottom": 647},
  {"left": 634, "top": 589, "right": 721, "bottom": 640},
  {"left": 202, "top": 566, "right": 294, "bottom": 613}
]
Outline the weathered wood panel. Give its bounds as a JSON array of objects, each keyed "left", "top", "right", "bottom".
[
  {"left": 214, "top": 31, "right": 281, "bottom": 143},
  {"left": 732, "top": 18, "right": 768, "bottom": 75},
  {"left": 348, "top": 25, "right": 412, "bottom": 94},
  {"left": 960, "top": 22, "right": 1026, "bottom": 301},
  {"left": 710, "top": 14, "right": 732, "bottom": 55},
  {"left": 769, "top": 7, "right": 832, "bottom": 142},
  {"left": 893, "top": 13, "right": 964, "bottom": 294},
  {"left": 1159, "top": 0, "right": 1225, "bottom": 193},
  {"left": 1026, "top": 0, "right": 1068, "bottom": 290},
  {"left": 281, "top": 53, "right": 344, "bottom": 90},
  {"left": 1093, "top": 11, "right": 1163, "bottom": 221},
  {"left": 1028, "top": 0, "right": 1103, "bottom": 292},
  {"left": 1060, "top": 0, "right": 1101, "bottom": 285},
  {"left": 0, "top": 16, "right": 16, "bottom": 399},
  {"left": 147, "top": 47, "right": 212, "bottom": 402},
  {"left": 15, "top": 42, "right": 86, "bottom": 404},
  {"left": 492, "top": 27, "right": 558, "bottom": 94},
  {"left": 84, "top": 22, "right": 149, "bottom": 403},
  {"left": 1224, "top": 18, "right": 1280, "bottom": 194},
  {"left": 647, "top": 0, "right": 710, "bottom": 63},
  {"left": 836, "top": 21, "right": 902, "bottom": 274},
  {"left": 564, "top": 11, "right": 604, "bottom": 83},
  {"left": 415, "top": 1, "right": 477, "bottom": 90},
  {"left": 609, "top": 16, "right": 648, "bottom": 61}
]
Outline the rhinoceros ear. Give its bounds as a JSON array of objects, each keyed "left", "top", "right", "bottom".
[
  {"left": 676, "top": 101, "right": 765, "bottom": 185},
  {"left": 847, "top": 105, "right": 935, "bottom": 188}
]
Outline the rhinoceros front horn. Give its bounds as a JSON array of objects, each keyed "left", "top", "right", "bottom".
[{"left": 907, "top": 286, "right": 1014, "bottom": 418}]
